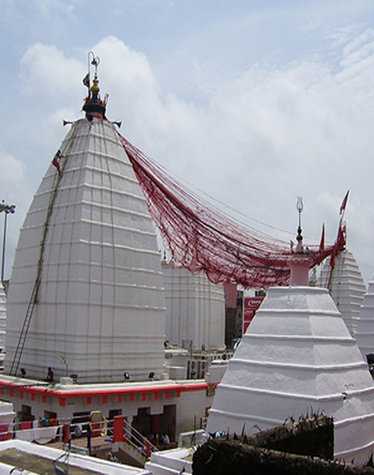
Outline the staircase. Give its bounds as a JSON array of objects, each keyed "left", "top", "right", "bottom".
[{"left": 112, "top": 419, "right": 158, "bottom": 467}]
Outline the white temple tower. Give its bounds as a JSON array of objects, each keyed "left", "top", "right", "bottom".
[
  {"left": 318, "top": 249, "right": 366, "bottom": 337},
  {"left": 207, "top": 220, "right": 374, "bottom": 463},
  {"left": 161, "top": 258, "right": 225, "bottom": 351},
  {"left": 5, "top": 70, "right": 166, "bottom": 383},
  {"left": 356, "top": 274, "right": 374, "bottom": 362}
]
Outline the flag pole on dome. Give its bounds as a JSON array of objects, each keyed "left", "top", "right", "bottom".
[
  {"left": 85, "top": 51, "right": 93, "bottom": 93},
  {"left": 83, "top": 52, "right": 101, "bottom": 95},
  {"left": 336, "top": 190, "right": 349, "bottom": 255},
  {"left": 83, "top": 51, "right": 101, "bottom": 108},
  {"left": 319, "top": 223, "right": 325, "bottom": 253},
  {"left": 339, "top": 190, "right": 349, "bottom": 225},
  {"left": 328, "top": 191, "right": 349, "bottom": 288}
]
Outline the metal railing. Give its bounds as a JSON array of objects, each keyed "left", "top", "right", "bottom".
[
  {"left": 1, "top": 416, "right": 160, "bottom": 460},
  {"left": 121, "top": 419, "right": 158, "bottom": 459}
]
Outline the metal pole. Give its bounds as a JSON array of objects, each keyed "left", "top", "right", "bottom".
[
  {"left": 0, "top": 201, "right": 16, "bottom": 283},
  {"left": 1, "top": 211, "right": 8, "bottom": 283}
]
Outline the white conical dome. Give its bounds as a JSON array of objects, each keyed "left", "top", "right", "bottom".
[
  {"left": 356, "top": 273, "right": 374, "bottom": 362},
  {"left": 207, "top": 285, "right": 374, "bottom": 463},
  {"left": 6, "top": 118, "right": 166, "bottom": 383},
  {"left": 318, "top": 249, "right": 366, "bottom": 336}
]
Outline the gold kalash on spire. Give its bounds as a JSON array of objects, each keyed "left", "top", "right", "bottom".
[{"left": 82, "top": 52, "right": 108, "bottom": 120}]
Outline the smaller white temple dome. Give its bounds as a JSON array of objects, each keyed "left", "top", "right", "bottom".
[{"left": 207, "top": 281, "right": 374, "bottom": 463}]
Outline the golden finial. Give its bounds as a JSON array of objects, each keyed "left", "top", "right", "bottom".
[{"left": 91, "top": 73, "right": 100, "bottom": 95}]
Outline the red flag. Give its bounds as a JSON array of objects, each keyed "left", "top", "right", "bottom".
[
  {"left": 319, "top": 223, "right": 325, "bottom": 253},
  {"left": 82, "top": 73, "right": 90, "bottom": 88},
  {"left": 339, "top": 191, "right": 349, "bottom": 215}
]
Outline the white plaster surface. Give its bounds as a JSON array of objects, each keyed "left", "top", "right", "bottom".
[
  {"left": 6, "top": 118, "right": 166, "bottom": 383},
  {"left": 162, "top": 261, "right": 225, "bottom": 351},
  {"left": 0, "top": 439, "right": 150, "bottom": 474},
  {"left": 146, "top": 447, "right": 193, "bottom": 475},
  {"left": 318, "top": 249, "right": 366, "bottom": 336},
  {"left": 356, "top": 273, "right": 374, "bottom": 361},
  {"left": 207, "top": 285, "right": 374, "bottom": 463}
]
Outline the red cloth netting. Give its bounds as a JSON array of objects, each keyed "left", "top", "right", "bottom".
[{"left": 118, "top": 133, "right": 339, "bottom": 289}]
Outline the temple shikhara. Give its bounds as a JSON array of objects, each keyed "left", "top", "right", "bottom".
[
  {"left": 0, "top": 54, "right": 374, "bottom": 473},
  {"left": 207, "top": 226, "right": 374, "bottom": 463},
  {"left": 6, "top": 72, "right": 167, "bottom": 384}
]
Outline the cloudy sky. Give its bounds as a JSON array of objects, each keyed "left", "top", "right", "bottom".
[{"left": 1, "top": 0, "right": 374, "bottom": 284}]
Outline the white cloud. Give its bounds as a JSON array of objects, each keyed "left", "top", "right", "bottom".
[
  {"left": 0, "top": 147, "right": 26, "bottom": 187},
  {"left": 20, "top": 44, "right": 85, "bottom": 96},
  {"left": 33, "top": 0, "right": 76, "bottom": 18},
  {"left": 11, "top": 26, "right": 374, "bottom": 284}
]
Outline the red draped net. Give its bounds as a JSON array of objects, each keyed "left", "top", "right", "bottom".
[{"left": 118, "top": 133, "right": 341, "bottom": 289}]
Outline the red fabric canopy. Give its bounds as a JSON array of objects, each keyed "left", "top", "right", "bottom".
[{"left": 118, "top": 133, "right": 342, "bottom": 289}]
